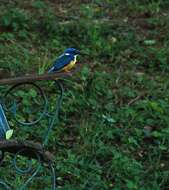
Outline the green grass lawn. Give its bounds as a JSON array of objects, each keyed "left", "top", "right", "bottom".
[{"left": 1, "top": 0, "right": 169, "bottom": 189}]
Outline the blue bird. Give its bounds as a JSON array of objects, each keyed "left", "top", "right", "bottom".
[
  {"left": 48, "top": 48, "right": 81, "bottom": 73},
  {"left": 0, "top": 104, "right": 13, "bottom": 140}
]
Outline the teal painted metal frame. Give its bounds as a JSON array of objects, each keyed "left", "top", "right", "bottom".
[{"left": 0, "top": 79, "right": 64, "bottom": 190}]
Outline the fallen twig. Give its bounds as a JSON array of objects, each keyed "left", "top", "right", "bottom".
[{"left": 127, "top": 94, "right": 144, "bottom": 106}]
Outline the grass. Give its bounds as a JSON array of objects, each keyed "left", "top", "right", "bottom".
[{"left": 1, "top": 0, "right": 169, "bottom": 189}]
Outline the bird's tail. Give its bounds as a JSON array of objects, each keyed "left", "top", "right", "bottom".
[
  {"left": 48, "top": 66, "right": 55, "bottom": 73},
  {"left": 48, "top": 67, "right": 62, "bottom": 74}
]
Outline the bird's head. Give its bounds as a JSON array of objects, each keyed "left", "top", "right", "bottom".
[{"left": 64, "top": 48, "right": 81, "bottom": 55}]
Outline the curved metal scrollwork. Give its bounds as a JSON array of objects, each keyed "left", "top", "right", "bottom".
[
  {"left": 3, "top": 82, "right": 48, "bottom": 126},
  {"left": 0, "top": 180, "right": 11, "bottom": 190},
  {"left": 0, "top": 79, "right": 64, "bottom": 189}
]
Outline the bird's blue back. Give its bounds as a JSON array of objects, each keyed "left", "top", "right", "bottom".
[{"left": 49, "top": 53, "right": 75, "bottom": 73}]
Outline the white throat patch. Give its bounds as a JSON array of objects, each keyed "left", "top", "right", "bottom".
[{"left": 74, "top": 55, "right": 77, "bottom": 61}]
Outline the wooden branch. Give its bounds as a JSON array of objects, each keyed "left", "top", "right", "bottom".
[
  {"left": 0, "top": 66, "right": 82, "bottom": 86},
  {"left": 0, "top": 140, "right": 54, "bottom": 163},
  {"left": 0, "top": 72, "right": 72, "bottom": 86}
]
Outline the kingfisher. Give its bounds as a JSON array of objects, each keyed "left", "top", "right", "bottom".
[{"left": 48, "top": 48, "right": 81, "bottom": 73}]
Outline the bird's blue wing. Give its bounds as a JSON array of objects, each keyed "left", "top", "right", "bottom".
[
  {"left": 48, "top": 54, "right": 74, "bottom": 73},
  {"left": 0, "top": 104, "right": 11, "bottom": 140}
]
